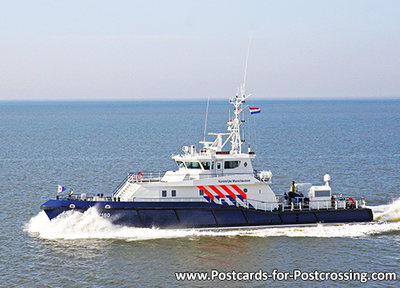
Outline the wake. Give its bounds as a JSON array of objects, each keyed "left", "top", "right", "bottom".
[{"left": 368, "top": 198, "right": 400, "bottom": 222}]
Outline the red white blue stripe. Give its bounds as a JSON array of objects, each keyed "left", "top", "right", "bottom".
[
  {"left": 197, "top": 185, "right": 247, "bottom": 205},
  {"left": 249, "top": 107, "right": 260, "bottom": 114}
]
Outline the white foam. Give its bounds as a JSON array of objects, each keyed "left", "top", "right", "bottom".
[
  {"left": 369, "top": 197, "right": 400, "bottom": 222},
  {"left": 239, "top": 222, "right": 400, "bottom": 238},
  {"left": 24, "top": 208, "right": 237, "bottom": 241},
  {"left": 25, "top": 200, "right": 400, "bottom": 241}
]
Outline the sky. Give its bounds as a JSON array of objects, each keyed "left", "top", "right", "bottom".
[{"left": 0, "top": 0, "right": 399, "bottom": 101}]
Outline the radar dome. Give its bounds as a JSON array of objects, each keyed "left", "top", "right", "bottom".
[{"left": 324, "top": 174, "right": 331, "bottom": 185}]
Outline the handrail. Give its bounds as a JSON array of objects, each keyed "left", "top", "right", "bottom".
[
  {"left": 56, "top": 193, "right": 366, "bottom": 212},
  {"left": 125, "top": 171, "right": 258, "bottom": 182},
  {"left": 111, "top": 173, "right": 130, "bottom": 197},
  {"left": 245, "top": 196, "right": 366, "bottom": 212},
  {"left": 129, "top": 170, "right": 257, "bottom": 176}
]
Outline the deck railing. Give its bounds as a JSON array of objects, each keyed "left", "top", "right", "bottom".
[
  {"left": 125, "top": 171, "right": 262, "bottom": 183},
  {"left": 245, "top": 196, "right": 366, "bottom": 212},
  {"left": 112, "top": 174, "right": 131, "bottom": 196},
  {"left": 56, "top": 192, "right": 365, "bottom": 213}
]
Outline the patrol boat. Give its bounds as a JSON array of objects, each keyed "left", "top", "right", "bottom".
[{"left": 41, "top": 84, "right": 373, "bottom": 228}]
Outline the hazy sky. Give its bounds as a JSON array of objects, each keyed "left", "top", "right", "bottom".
[{"left": 1, "top": 0, "right": 399, "bottom": 101}]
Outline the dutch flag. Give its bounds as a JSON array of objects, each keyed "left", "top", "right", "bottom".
[
  {"left": 58, "top": 185, "right": 66, "bottom": 193},
  {"left": 249, "top": 107, "right": 261, "bottom": 114}
]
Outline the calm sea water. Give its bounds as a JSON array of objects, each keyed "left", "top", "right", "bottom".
[{"left": 0, "top": 100, "right": 399, "bottom": 287}]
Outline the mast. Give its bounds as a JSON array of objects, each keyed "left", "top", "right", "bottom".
[
  {"left": 228, "top": 37, "right": 252, "bottom": 154},
  {"left": 228, "top": 89, "right": 250, "bottom": 154},
  {"left": 199, "top": 37, "right": 253, "bottom": 155}
]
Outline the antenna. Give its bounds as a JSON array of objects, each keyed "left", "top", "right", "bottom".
[
  {"left": 200, "top": 34, "right": 254, "bottom": 154},
  {"left": 241, "top": 34, "right": 253, "bottom": 95},
  {"left": 226, "top": 34, "right": 254, "bottom": 154},
  {"left": 203, "top": 94, "right": 211, "bottom": 142}
]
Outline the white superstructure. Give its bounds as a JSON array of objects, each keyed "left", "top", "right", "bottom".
[{"left": 113, "top": 83, "right": 278, "bottom": 210}]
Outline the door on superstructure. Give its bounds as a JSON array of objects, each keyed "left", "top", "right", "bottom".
[{"left": 216, "top": 161, "right": 223, "bottom": 176}]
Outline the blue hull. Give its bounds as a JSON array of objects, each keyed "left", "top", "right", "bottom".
[{"left": 41, "top": 199, "right": 374, "bottom": 228}]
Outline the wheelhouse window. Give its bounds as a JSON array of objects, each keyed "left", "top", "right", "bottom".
[
  {"left": 314, "top": 190, "right": 331, "bottom": 197},
  {"left": 201, "top": 162, "right": 211, "bottom": 170},
  {"left": 171, "top": 190, "right": 176, "bottom": 197},
  {"left": 176, "top": 161, "right": 185, "bottom": 169},
  {"left": 162, "top": 190, "right": 167, "bottom": 197},
  {"left": 224, "top": 161, "right": 240, "bottom": 169},
  {"left": 185, "top": 162, "right": 201, "bottom": 169}
]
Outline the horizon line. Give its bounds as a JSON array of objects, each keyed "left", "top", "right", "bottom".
[{"left": 1, "top": 97, "right": 400, "bottom": 103}]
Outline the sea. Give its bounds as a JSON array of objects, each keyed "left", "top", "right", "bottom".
[{"left": 0, "top": 99, "right": 399, "bottom": 287}]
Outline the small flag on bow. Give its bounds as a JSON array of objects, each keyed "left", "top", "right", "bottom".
[{"left": 58, "top": 185, "right": 66, "bottom": 193}]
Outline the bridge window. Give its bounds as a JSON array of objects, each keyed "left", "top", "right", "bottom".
[
  {"left": 185, "top": 162, "right": 201, "bottom": 169},
  {"left": 162, "top": 190, "right": 167, "bottom": 197},
  {"left": 314, "top": 190, "right": 331, "bottom": 197},
  {"left": 176, "top": 161, "right": 185, "bottom": 169},
  {"left": 171, "top": 190, "right": 176, "bottom": 197},
  {"left": 224, "top": 161, "right": 240, "bottom": 169},
  {"left": 201, "top": 162, "right": 211, "bottom": 170}
]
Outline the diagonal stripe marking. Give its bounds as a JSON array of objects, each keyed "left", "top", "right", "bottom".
[
  {"left": 231, "top": 184, "right": 247, "bottom": 199},
  {"left": 209, "top": 185, "right": 225, "bottom": 198},
  {"left": 219, "top": 185, "right": 236, "bottom": 200}
]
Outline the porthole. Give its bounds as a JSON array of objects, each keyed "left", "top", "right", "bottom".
[
  {"left": 69, "top": 204, "right": 76, "bottom": 209},
  {"left": 105, "top": 204, "right": 111, "bottom": 209},
  {"left": 244, "top": 188, "right": 248, "bottom": 193}
]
